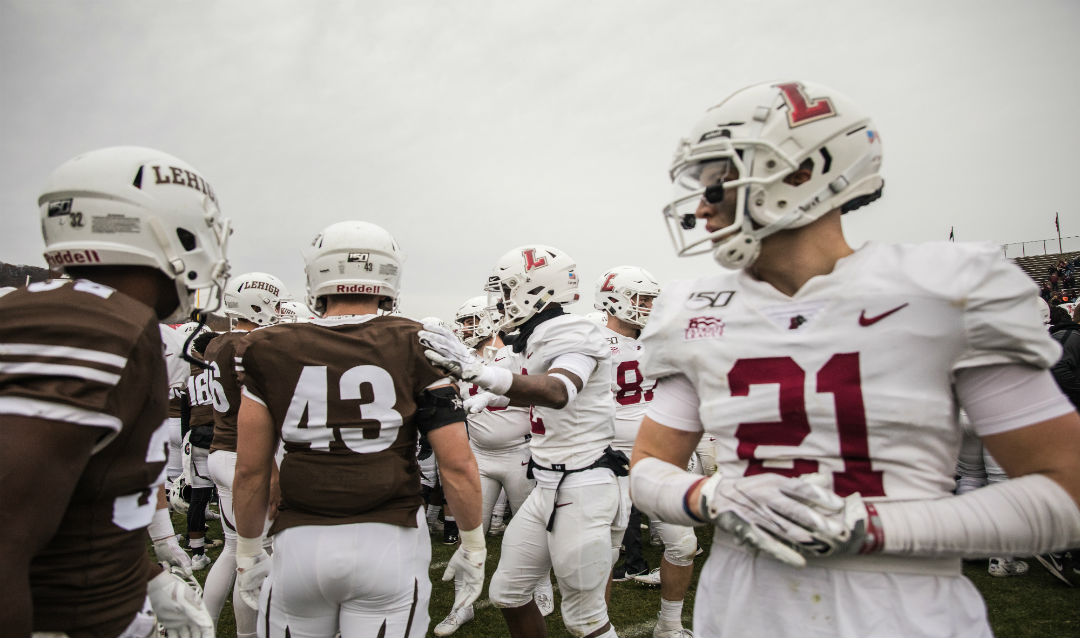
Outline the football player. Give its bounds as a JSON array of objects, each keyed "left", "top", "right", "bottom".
[
  {"left": 595, "top": 267, "right": 697, "bottom": 638},
  {"left": 183, "top": 329, "right": 222, "bottom": 572},
  {"left": 0, "top": 146, "right": 226, "bottom": 637},
  {"left": 231, "top": 221, "right": 484, "bottom": 638},
  {"left": 202, "top": 271, "right": 287, "bottom": 637},
  {"left": 629, "top": 81, "right": 1080, "bottom": 636},
  {"left": 433, "top": 296, "right": 554, "bottom": 636},
  {"left": 420, "top": 245, "right": 621, "bottom": 638}
]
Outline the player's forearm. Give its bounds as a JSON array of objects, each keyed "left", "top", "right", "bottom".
[
  {"left": 232, "top": 465, "right": 270, "bottom": 538},
  {"left": 429, "top": 424, "right": 483, "bottom": 530},
  {"left": 505, "top": 372, "right": 572, "bottom": 409}
]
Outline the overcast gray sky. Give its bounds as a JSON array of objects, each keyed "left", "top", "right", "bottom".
[{"left": 2, "top": 0, "right": 1078, "bottom": 320}]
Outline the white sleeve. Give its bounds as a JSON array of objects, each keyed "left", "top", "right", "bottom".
[
  {"left": 549, "top": 352, "right": 597, "bottom": 383},
  {"left": 639, "top": 280, "right": 694, "bottom": 380},
  {"left": 645, "top": 374, "right": 703, "bottom": 432},
  {"left": 952, "top": 243, "right": 1061, "bottom": 372},
  {"left": 955, "top": 364, "right": 1075, "bottom": 436}
]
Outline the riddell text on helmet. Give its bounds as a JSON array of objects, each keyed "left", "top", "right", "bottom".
[
  {"left": 45, "top": 249, "right": 102, "bottom": 268},
  {"left": 336, "top": 283, "right": 382, "bottom": 294}
]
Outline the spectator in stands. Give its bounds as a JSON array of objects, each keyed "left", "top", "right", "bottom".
[
  {"left": 1042, "top": 281, "right": 1054, "bottom": 302},
  {"left": 1050, "top": 304, "right": 1073, "bottom": 333}
]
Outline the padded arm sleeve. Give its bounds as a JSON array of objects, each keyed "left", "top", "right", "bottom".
[{"left": 877, "top": 473, "right": 1080, "bottom": 557}]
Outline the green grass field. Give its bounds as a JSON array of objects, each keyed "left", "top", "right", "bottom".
[{"left": 165, "top": 512, "right": 1079, "bottom": 637}]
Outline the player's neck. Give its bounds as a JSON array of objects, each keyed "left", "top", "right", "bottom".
[
  {"left": 607, "top": 317, "right": 640, "bottom": 339},
  {"left": 749, "top": 210, "right": 854, "bottom": 297},
  {"left": 323, "top": 296, "right": 380, "bottom": 317}
]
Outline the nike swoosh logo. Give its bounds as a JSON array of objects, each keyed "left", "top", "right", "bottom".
[
  {"left": 554, "top": 502, "right": 573, "bottom": 508},
  {"left": 858, "top": 303, "right": 909, "bottom": 326},
  {"left": 521, "top": 461, "right": 529, "bottom": 466}
]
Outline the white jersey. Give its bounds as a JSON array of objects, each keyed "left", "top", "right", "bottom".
[
  {"left": 460, "top": 345, "right": 532, "bottom": 450},
  {"left": 642, "top": 241, "right": 1058, "bottom": 502},
  {"left": 520, "top": 314, "right": 615, "bottom": 485},
  {"left": 159, "top": 324, "right": 190, "bottom": 389},
  {"left": 641, "top": 241, "right": 1061, "bottom": 636},
  {"left": 601, "top": 326, "right": 656, "bottom": 454}
]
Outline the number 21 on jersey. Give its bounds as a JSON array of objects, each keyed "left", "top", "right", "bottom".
[{"left": 730, "top": 353, "right": 885, "bottom": 497}]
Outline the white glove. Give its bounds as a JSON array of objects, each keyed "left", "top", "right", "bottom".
[
  {"left": 787, "top": 489, "right": 883, "bottom": 557},
  {"left": 463, "top": 391, "right": 510, "bottom": 413},
  {"left": 699, "top": 472, "right": 847, "bottom": 567},
  {"left": 236, "top": 536, "right": 271, "bottom": 611},
  {"left": 153, "top": 535, "right": 193, "bottom": 577},
  {"left": 442, "top": 526, "right": 486, "bottom": 611},
  {"left": 147, "top": 568, "right": 215, "bottom": 638},
  {"left": 418, "top": 321, "right": 512, "bottom": 394},
  {"left": 148, "top": 507, "right": 192, "bottom": 577}
]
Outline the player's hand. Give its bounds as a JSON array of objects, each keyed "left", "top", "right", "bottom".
[
  {"left": 419, "top": 321, "right": 486, "bottom": 382},
  {"left": 147, "top": 567, "right": 215, "bottom": 638},
  {"left": 153, "top": 535, "right": 193, "bottom": 577},
  {"left": 787, "top": 488, "right": 883, "bottom": 557},
  {"left": 463, "top": 391, "right": 510, "bottom": 413},
  {"left": 235, "top": 549, "right": 271, "bottom": 610},
  {"left": 699, "top": 472, "right": 847, "bottom": 567},
  {"left": 443, "top": 544, "right": 486, "bottom": 611}
]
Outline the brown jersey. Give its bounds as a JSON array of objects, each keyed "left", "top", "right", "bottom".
[
  {"left": 0, "top": 279, "right": 168, "bottom": 636},
  {"left": 205, "top": 330, "right": 247, "bottom": 454},
  {"left": 185, "top": 354, "right": 217, "bottom": 449},
  {"left": 237, "top": 315, "right": 449, "bottom": 534}
]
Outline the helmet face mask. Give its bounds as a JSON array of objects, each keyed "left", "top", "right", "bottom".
[
  {"left": 303, "top": 221, "right": 403, "bottom": 316},
  {"left": 664, "top": 81, "right": 884, "bottom": 269},
  {"left": 38, "top": 146, "right": 231, "bottom": 322},
  {"left": 454, "top": 295, "right": 500, "bottom": 348},
  {"left": 223, "top": 272, "right": 287, "bottom": 327},
  {"left": 485, "top": 245, "right": 579, "bottom": 332},
  {"left": 594, "top": 266, "right": 661, "bottom": 328}
]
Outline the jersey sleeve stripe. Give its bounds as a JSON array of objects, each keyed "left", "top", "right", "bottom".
[
  {"left": 1, "top": 343, "right": 128, "bottom": 368},
  {"left": 242, "top": 385, "right": 267, "bottom": 407},
  {"left": 0, "top": 361, "right": 122, "bottom": 385},
  {"left": 0, "top": 396, "right": 123, "bottom": 432}
]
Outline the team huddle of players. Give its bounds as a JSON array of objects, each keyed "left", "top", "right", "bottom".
[{"left": 3, "top": 80, "right": 1080, "bottom": 638}]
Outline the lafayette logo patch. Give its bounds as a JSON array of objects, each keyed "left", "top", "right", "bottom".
[{"left": 685, "top": 316, "right": 725, "bottom": 340}]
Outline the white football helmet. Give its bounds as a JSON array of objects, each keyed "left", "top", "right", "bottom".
[
  {"left": 0, "top": 286, "right": 16, "bottom": 298},
  {"left": 303, "top": 221, "right": 402, "bottom": 316},
  {"left": 664, "top": 81, "right": 884, "bottom": 269},
  {"left": 485, "top": 245, "right": 579, "bottom": 331},
  {"left": 593, "top": 265, "right": 661, "bottom": 328},
  {"left": 176, "top": 321, "right": 212, "bottom": 341},
  {"left": 278, "top": 300, "right": 315, "bottom": 323},
  {"left": 223, "top": 272, "right": 287, "bottom": 326},
  {"left": 454, "top": 295, "right": 500, "bottom": 348},
  {"left": 38, "top": 146, "right": 231, "bottom": 321}
]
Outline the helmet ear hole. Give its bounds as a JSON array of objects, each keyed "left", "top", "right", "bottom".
[{"left": 176, "top": 228, "right": 197, "bottom": 251}]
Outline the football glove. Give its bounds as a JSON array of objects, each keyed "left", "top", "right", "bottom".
[
  {"left": 419, "top": 321, "right": 511, "bottom": 393},
  {"left": 698, "top": 472, "right": 848, "bottom": 567},
  {"left": 442, "top": 526, "right": 486, "bottom": 611},
  {"left": 148, "top": 507, "right": 192, "bottom": 577},
  {"left": 147, "top": 567, "right": 215, "bottom": 638},
  {"left": 235, "top": 548, "right": 271, "bottom": 610},
  {"left": 788, "top": 489, "right": 884, "bottom": 557},
  {"left": 462, "top": 391, "right": 510, "bottom": 414},
  {"left": 153, "top": 535, "right": 193, "bottom": 577}
]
